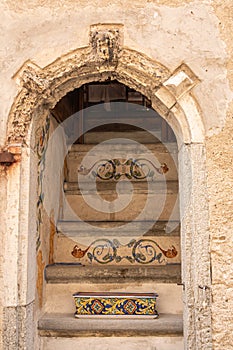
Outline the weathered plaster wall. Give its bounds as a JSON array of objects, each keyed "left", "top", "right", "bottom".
[
  {"left": 207, "top": 114, "right": 233, "bottom": 350},
  {"left": 0, "top": 0, "right": 232, "bottom": 144},
  {"left": 0, "top": 167, "right": 6, "bottom": 349},
  {"left": 0, "top": 1, "right": 233, "bottom": 349},
  {"left": 205, "top": 3, "right": 233, "bottom": 349}
]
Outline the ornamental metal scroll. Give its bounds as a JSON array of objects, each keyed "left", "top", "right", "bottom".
[{"left": 78, "top": 158, "right": 169, "bottom": 181}]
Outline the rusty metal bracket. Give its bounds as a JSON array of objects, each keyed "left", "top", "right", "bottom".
[{"left": 0, "top": 151, "right": 15, "bottom": 166}]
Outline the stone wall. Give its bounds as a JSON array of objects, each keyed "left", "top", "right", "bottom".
[
  {"left": 206, "top": 3, "right": 233, "bottom": 348},
  {"left": 206, "top": 113, "right": 233, "bottom": 349},
  {"left": 0, "top": 1, "right": 233, "bottom": 349}
]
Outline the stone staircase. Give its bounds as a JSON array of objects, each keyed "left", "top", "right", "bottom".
[{"left": 38, "top": 129, "right": 183, "bottom": 349}]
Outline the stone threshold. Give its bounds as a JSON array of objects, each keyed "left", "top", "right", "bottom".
[
  {"left": 38, "top": 313, "right": 183, "bottom": 337},
  {"left": 45, "top": 264, "right": 181, "bottom": 284}
]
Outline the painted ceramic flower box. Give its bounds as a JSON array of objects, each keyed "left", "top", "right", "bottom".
[{"left": 73, "top": 292, "right": 159, "bottom": 318}]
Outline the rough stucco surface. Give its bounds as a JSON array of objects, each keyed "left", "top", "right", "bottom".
[
  {"left": 0, "top": 0, "right": 232, "bottom": 143},
  {"left": 206, "top": 2, "right": 233, "bottom": 349},
  {"left": 206, "top": 113, "right": 233, "bottom": 349},
  {"left": 0, "top": 0, "right": 233, "bottom": 349},
  {"left": 0, "top": 168, "right": 6, "bottom": 349}
]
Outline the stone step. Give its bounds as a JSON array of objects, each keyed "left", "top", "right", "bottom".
[
  {"left": 43, "top": 281, "right": 183, "bottom": 315},
  {"left": 84, "top": 130, "right": 162, "bottom": 144},
  {"left": 38, "top": 313, "right": 183, "bottom": 338},
  {"left": 40, "top": 335, "right": 184, "bottom": 350},
  {"left": 45, "top": 264, "right": 182, "bottom": 284},
  {"left": 53, "top": 233, "right": 180, "bottom": 264},
  {"left": 62, "top": 190, "right": 179, "bottom": 222},
  {"left": 69, "top": 143, "right": 178, "bottom": 152},
  {"left": 54, "top": 219, "right": 181, "bottom": 264},
  {"left": 82, "top": 107, "right": 163, "bottom": 127},
  {"left": 64, "top": 180, "right": 178, "bottom": 193},
  {"left": 57, "top": 220, "right": 180, "bottom": 236},
  {"left": 66, "top": 142, "right": 178, "bottom": 183},
  {"left": 81, "top": 108, "right": 164, "bottom": 132}
]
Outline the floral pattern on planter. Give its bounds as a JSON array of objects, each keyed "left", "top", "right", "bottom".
[{"left": 73, "top": 292, "right": 159, "bottom": 317}]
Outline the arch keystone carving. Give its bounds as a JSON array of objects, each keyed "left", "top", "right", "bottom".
[{"left": 90, "top": 23, "right": 124, "bottom": 62}]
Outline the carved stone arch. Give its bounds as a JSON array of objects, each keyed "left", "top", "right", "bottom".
[
  {"left": 7, "top": 24, "right": 202, "bottom": 146},
  {"left": 4, "top": 24, "right": 211, "bottom": 350}
]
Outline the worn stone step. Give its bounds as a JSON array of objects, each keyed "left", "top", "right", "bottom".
[
  {"left": 81, "top": 110, "right": 164, "bottom": 132},
  {"left": 53, "top": 233, "right": 180, "bottom": 264},
  {"left": 69, "top": 143, "right": 178, "bottom": 153},
  {"left": 57, "top": 220, "right": 180, "bottom": 236},
  {"left": 40, "top": 335, "right": 184, "bottom": 350},
  {"left": 54, "top": 219, "right": 181, "bottom": 264},
  {"left": 64, "top": 180, "right": 178, "bottom": 194},
  {"left": 45, "top": 264, "right": 182, "bottom": 284},
  {"left": 38, "top": 313, "right": 183, "bottom": 338},
  {"left": 62, "top": 191, "right": 179, "bottom": 222},
  {"left": 66, "top": 142, "right": 178, "bottom": 183},
  {"left": 82, "top": 108, "right": 162, "bottom": 126},
  {"left": 84, "top": 130, "right": 162, "bottom": 144},
  {"left": 43, "top": 281, "right": 183, "bottom": 315}
]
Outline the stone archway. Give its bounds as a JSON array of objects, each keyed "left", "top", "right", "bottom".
[{"left": 4, "top": 24, "right": 212, "bottom": 350}]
